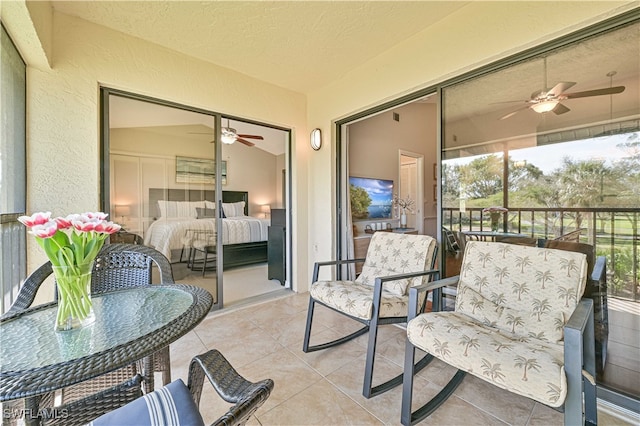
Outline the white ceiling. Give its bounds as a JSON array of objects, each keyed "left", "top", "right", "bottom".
[
  {"left": 63, "top": 2, "right": 638, "bottom": 154},
  {"left": 52, "top": 1, "right": 469, "bottom": 94}
]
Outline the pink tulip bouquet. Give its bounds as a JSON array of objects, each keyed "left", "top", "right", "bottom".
[{"left": 18, "top": 212, "right": 121, "bottom": 330}]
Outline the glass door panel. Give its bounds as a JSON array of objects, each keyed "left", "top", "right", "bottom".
[{"left": 440, "top": 22, "right": 639, "bottom": 400}]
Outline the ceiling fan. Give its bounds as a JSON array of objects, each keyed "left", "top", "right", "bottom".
[
  {"left": 190, "top": 120, "right": 264, "bottom": 147},
  {"left": 498, "top": 60, "right": 625, "bottom": 120}
]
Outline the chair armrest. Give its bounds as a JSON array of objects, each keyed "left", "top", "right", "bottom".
[
  {"left": 407, "top": 276, "right": 461, "bottom": 319},
  {"left": 2, "top": 261, "right": 53, "bottom": 317},
  {"left": 565, "top": 298, "right": 594, "bottom": 335},
  {"left": 312, "top": 258, "right": 366, "bottom": 281},
  {"left": 375, "top": 269, "right": 440, "bottom": 286},
  {"left": 188, "top": 349, "right": 274, "bottom": 425}
]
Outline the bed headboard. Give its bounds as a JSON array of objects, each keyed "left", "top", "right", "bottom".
[{"left": 148, "top": 188, "right": 249, "bottom": 219}]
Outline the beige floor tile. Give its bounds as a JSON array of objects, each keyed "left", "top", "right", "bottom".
[
  {"left": 290, "top": 327, "right": 368, "bottom": 377},
  {"left": 326, "top": 354, "right": 407, "bottom": 424},
  {"left": 256, "top": 309, "right": 311, "bottom": 347},
  {"left": 526, "top": 401, "right": 564, "bottom": 425},
  {"left": 196, "top": 324, "right": 285, "bottom": 369},
  {"left": 415, "top": 394, "right": 508, "bottom": 425},
  {"left": 168, "top": 330, "right": 208, "bottom": 382},
  {"left": 257, "top": 378, "right": 384, "bottom": 425},
  {"left": 238, "top": 347, "right": 325, "bottom": 413},
  {"left": 453, "top": 374, "right": 536, "bottom": 425}
]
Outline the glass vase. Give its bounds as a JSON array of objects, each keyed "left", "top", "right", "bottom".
[
  {"left": 52, "top": 261, "right": 95, "bottom": 331},
  {"left": 490, "top": 213, "right": 501, "bottom": 232}
]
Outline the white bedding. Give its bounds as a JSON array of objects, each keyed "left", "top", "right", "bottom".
[{"left": 144, "top": 216, "right": 270, "bottom": 259}]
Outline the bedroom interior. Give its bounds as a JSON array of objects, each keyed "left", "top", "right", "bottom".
[{"left": 107, "top": 93, "right": 290, "bottom": 307}]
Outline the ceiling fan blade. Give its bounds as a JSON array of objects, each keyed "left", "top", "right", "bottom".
[
  {"left": 553, "top": 103, "right": 570, "bottom": 115},
  {"left": 236, "top": 138, "right": 255, "bottom": 147},
  {"left": 563, "top": 85, "right": 625, "bottom": 99},
  {"left": 547, "top": 81, "right": 576, "bottom": 96},
  {"left": 499, "top": 105, "right": 530, "bottom": 120},
  {"left": 236, "top": 134, "right": 264, "bottom": 140}
]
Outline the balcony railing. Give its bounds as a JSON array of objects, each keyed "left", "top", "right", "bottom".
[{"left": 443, "top": 207, "right": 639, "bottom": 302}]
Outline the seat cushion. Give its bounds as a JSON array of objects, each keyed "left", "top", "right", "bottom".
[
  {"left": 90, "top": 379, "right": 204, "bottom": 426},
  {"left": 311, "top": 280, "right": 426, "bottom": 320},
  {"left": 407, "top": 311, "right": 566, "bottom": 407},
  {"left": 355, "top": 232, "right": 436, "bottom": 296}
]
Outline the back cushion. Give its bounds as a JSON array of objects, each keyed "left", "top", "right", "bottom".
[
  {"left": 355, "top": 232, "right": 436, "bottom": 296},
  {"left": 456, "top": 241, "right": 588, "bottom": 343}
]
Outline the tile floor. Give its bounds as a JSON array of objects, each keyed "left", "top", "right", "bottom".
[{"left": 168, "top": 291, "right": 638, "bottom": 426}]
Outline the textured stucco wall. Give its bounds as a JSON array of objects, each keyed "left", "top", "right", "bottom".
[{"left": 13, "top": 9, "right": 307, "bottom": 301}]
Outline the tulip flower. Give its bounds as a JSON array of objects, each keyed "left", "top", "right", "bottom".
[{"left": 19, "top": 211, "right": 122, "bottom": 331}]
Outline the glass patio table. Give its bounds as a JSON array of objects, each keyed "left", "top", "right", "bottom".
[{"left": 0, "top": 284, "right": 213, "bottom": 425}]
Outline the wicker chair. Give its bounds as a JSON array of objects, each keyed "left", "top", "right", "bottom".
[
  {"left": 41, "top": 349, "right": 275, "bottom": 426},
  {"left": 3, "top": 243, "right": 176, "bottom": 401},
  {"left": 303, "top": 232, "right": 439, "bottom": 398}
]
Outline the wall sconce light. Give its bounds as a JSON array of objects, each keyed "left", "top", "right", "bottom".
[
  {"left": 261, "top": 204, "right": 271, "bottom": 218},
  {"left": 310, "top": 128, "right": 322, "bottom": 151}
]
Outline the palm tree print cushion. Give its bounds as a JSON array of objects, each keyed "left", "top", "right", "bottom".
[
  {"left": 456, "top": 241, "right": 587, "bottom": 343},
  {"left": 354, "top": 232, "right": 436, "bottom": 296},
  {"left": 406, "top": 241, "right": 589, "bottom": 407}
]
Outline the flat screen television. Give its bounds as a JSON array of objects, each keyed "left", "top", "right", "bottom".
[{"left": 349, "top": 176, "right": 393, "bottom": 220}]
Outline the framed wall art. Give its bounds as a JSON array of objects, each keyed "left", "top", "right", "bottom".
[{"left": 176, "top": 156, "right": 227, "bottom": 185}]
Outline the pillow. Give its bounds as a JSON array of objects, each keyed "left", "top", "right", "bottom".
[
  {"left": 222, "top": 201, "right": 246, "bottom": 217},
  {"left": 204, "top": 200, "right": 216, "bottom": 210},
  {"left": 90, "top": 379, "right": 204, "bottom": 426},
  {"left": 157, "top": 200, "right": 177, "bottom": 218},
  {"left": 176, "top": 200, "right": 204, "bottom": 218},
  {"left": 195, "top": 207, "right": 216, "bottom": 219}
]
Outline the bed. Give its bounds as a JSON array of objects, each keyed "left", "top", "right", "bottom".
[{"left": 144, "top": 188, "right": 270, "bottom": 269}]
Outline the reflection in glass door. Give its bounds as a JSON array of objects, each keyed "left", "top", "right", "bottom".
[
  {"left": 440, "top": 21, "right": 639, "bottom": 406},
  {"left": 219, "top": 115, "right": 289, "bottom": 306},
  {"left": 102, "top": 91, "right": 291, "bottom": 312}
]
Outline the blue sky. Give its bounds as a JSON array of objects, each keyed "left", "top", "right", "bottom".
[{"left": 446, "top": 133, "right": 637, "bottom": 174}]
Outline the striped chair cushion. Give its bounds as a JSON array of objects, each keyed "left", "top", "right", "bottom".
[{"left": 90, "top": 379, "right": 204, "bottom": 426}]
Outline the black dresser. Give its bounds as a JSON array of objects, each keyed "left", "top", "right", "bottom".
[{"left": 268, "top": 209, "right": 286, "bottom": 285}]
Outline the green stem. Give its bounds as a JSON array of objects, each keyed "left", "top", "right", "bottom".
[{"left": 54, "top": 264, "right": 93, "bottom": 330}]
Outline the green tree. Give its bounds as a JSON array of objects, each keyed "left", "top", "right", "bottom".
[
  {"left": 350, "top": 184, "right": 371, "bottom": 219},
  {"left": 458, "top": 155, "right": 503, "bottom": 199}
]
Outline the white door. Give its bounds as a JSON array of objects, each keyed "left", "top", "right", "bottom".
[{"left": 399, "top": 152, "right": 423, "bottom": 233}]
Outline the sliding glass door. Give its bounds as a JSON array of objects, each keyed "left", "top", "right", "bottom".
[
  {"left": 441, "top": 20, "right": 639, "bottom": 405},
  {"left": 101, "top": 89, "right": 291, "bottom": 310}
]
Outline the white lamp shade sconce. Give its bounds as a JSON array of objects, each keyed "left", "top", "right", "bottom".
[{"left": 310, "top": 128, "right": 322, "bottom": 151}]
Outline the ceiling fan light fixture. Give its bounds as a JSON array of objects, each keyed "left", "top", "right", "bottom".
[
  {"left": 221, "top": 127, "right": 237, "bottom": 144},
  {"left": 531, "top": 99, "right": 559, "bottom": 114}
]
